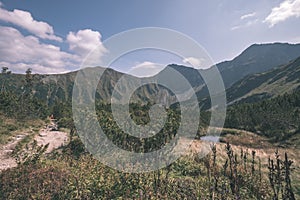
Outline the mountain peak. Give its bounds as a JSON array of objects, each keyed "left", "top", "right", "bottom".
[
  {"left": 217, "top": 42, "right": 300, "bottom": 87},
  {"left": 166, "top": 63, "right": 195, "bottom": 70}
]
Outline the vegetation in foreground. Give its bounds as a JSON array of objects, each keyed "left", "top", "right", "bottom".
[{"left": 0, "top": 136, "right": 297, "bottom": 199}]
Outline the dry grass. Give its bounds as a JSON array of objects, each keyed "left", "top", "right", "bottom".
[{"left": 183, "top": 130, "right": 300, "bottom": 199}]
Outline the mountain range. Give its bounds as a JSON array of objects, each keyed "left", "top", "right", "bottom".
[
  {"left": 227, "top": 56, "right": 300, "bottom": 104},
  {"left": 1, "top": 42, "right": 300, "bottom": 107}
]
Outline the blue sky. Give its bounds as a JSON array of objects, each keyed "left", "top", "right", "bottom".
[{"left": 0, "top": 0, "right": 300, "bottom": 75}]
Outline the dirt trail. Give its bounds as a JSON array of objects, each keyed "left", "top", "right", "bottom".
[
  {"left": 35, "top": 128, "right": 68, "bottom": 153},
  {"left": 0, "top": 134, "right": 26, "bottom": 171},
  {"left": 0, "top": 127, "right": 68, "bottom": 171}
]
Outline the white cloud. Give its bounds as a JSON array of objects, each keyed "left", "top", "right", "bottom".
[
  {"left": 0, "top": 26, "right": 77, "bottom": 74},
  {"left": 264, "top": 0, "right": 300, "bottom": 27},
  {"left": 67, "top": 29, "right": 107, "bottom": 59},
  {"left": 231, "top": 26, "right": 240, "bottom": 31},
  {"left": 0, "top": 25, "right": 109, "bottom": 74},
  {"left": 231, "top": 12, "right": 259, "bottom": 31},
  {"left": 0, "top": 4, "right": 109, "bottom": 74},
  {"left": 0, "top": 62, "right": 70, "bottom": 74},
  {"left": 231, "top": 18, "right": 259, "bottom": 31},
  {"left": 182, "top": 57, "right": 204, "bottom": 68},
  {"left": 129, "top": 61, "right": 165, "bottom": 77},
  {"left": 241, "top": 12, "right": 256, "bottom": 20},
  {"left": 0, "top": 6, "right": 62, "bottom": 41}
]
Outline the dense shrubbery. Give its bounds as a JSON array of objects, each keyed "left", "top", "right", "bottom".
[
  {"left": 0, "top": 141, "right": 296, "bottom": 199},
  {"left": 225, "top": 91, "right": 300, "bottom": 141},
  {"left": 0, "top": 68, "right": 49, "bottom": 120},
  {"left": 0, "top": 92, "right": 49, "bottom": 120},
  {"left": 0, "top": 164, "right": 71, "bottom": 199}
]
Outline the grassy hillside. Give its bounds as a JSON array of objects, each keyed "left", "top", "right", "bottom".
[
  {"left": 227, "top": 56, "right": 300, "bottom": 104},
  {"left": 0, "top": 67, "right": 170, "bottom": 106},
  {"left": 217, "top": 43, "right": 300, "bottom": 88}
]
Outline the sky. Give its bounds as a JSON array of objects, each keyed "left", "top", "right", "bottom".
[{"left": 0, "top": 0, "right": 300, "bottom": 76}]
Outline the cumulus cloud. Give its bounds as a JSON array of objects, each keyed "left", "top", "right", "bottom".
[
  {"left": 264, "top": 0, "right": 300, "bottom": 27},
  {"left": 0, "top": 3, "right": 108, "bottom": 74},
  {"left": 67, "top": 29, "right": 107, "bottom": 59},
  {"left": 0, "top": 26, "right": 77, "bottom": 74},
  {"left": 0, "top": 6, "right": 62, "bottom": 41},
  {"left": 182, "top": 57, "right": 204, "bottom": 68},
  {"left": 129, "top": 61, "right": 165, "bottom": 77},
  {"left": 0, "top": 26, "right": 108, "bottom": 73},
  {"left": 241, "top": 12, "right": 256, "bottom": 20}
]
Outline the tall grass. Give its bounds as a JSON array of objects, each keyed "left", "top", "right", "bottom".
[{"left": 0, "top": 140, "right": 296, "bottom": 199}]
